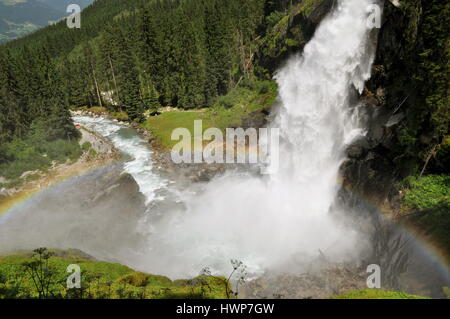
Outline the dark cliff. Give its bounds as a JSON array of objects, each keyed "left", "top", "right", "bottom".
[{"left": 342, "top": 0, "right": 449, "bottom": 207}]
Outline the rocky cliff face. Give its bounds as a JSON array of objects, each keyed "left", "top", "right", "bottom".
[{"left": 342, "top": 0, "right": 449, "bottom": 208}]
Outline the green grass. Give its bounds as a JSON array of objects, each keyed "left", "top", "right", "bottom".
[
  {"left": 330, "top": 289, "right": 429, "bottom": 299},
  {"left": 142, "top": 80, "right": 277, "bottom": 149},
  {"left": 142, "top": 111, "right": 213, "bottom": 149},
  {"left": 401, "top": 175, "right": 450, "bottom": 253},
  {"left": 0, "top": 249, "right": 229, "bottom": 299},
  {"left": 81, "top": 141, "right": 92, "bottom": 152}
]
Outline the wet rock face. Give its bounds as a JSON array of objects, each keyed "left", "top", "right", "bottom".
[
  {"left": 240, "top": 265, "right": 368, "bottom": 299},
  {"left": 342, "top": 100, "right": 404, "bottom": 204},
  {"left": 0, "top": 162, "right": 147, "bottom": 263},
  {"left": 342, "top": 1, "right": 424, "bottom": 205}
]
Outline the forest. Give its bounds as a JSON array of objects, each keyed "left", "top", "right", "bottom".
[
  {"left": 0, "top": 0, "right": 449, "bottom": 301},
  {"left": 0, "top": 0, "right": 306, "bottom": 177},
  {"left": 0, "top": 0, "right": 448, "bottom": 187}
]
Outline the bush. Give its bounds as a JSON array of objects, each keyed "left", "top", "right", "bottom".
[
  {"left": 265, "top": 11, "right": 285, "bottom": 29},
  {"left": 0, "top": 135, "right": 82, "bottom": 181},
  {"left": 111, "top": 111, "right": 129, "bottom": 122},
  {"left": 402, "top": 175, "right": 450, "bottom": 210},
  {"left": 82, "top": 142, "right": 92, "bottom": 152},
  {"left": 0, "top": 250, "right": 229, "bottom": 299},
  {"left": 119, "top": 272, "right": 150, "bottom": 287},
  {"left": 402, "top": 174, "right": 450, "bottom": 253}
]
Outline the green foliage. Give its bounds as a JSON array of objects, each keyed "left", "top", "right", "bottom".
[
  {"left": 390, "top": 0, "right": 449, "bottom": 174},
  {"left": 0, "top": 132, "right": 82, "bottom": 181},
  {"left": 142, "top": 80, "right": 277, "bottom": 148},
  {"left": 118, "top": 272, "right": 151, "bottom": 287},
  {"left": 265, "top": 11, "right": 286, "bottom": 30},
  {"left": 402, "top": 175, "right": 450, "bottom": 211},
  {"left": 330, "top": 289, "right": 429, "bottom": 299},
  {"left": 206, "top": 80, "right": 278, "bottom": 131},
  {"left": 257, "top": 0, "right": 326, "bottom": 75},
  {"left": 0, "top": 0, "right": 281, "bottom": 133},
  {"left": 0, "top": 249, "right": 228, "bottom": 299},
  {"left": 81, "top": 142, "right": 92, "bottom": 152},
  {"left": 110, "top": 111, "right": 129, "bottom": 122},
  {"left": 401, "top": 175, "right": 450, "bottom": 253},
  {"left": 142, "top": 111, "right": 213, "bottom": 149}
]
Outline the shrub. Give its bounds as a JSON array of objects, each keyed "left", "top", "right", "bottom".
[
  {"left": 0, "top": 136, "right": 82, "bottom": 181},
  {"left": 111, "top": 111, "right": 129, "bottom": 122},
  {"left": 82, "top": 142, "right": 92, "bottom": 152},
  {"left": 402, "top": 174, "right": 450, "bottom": 253},
  {"left": 402, "top": 175, "right": 450, "bottom": 210}
]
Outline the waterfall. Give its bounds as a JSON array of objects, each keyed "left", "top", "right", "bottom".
[{"left": 143, "top": 0, "right": 381, "bottom": 278}]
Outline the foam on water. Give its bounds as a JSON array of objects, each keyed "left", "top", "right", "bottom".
[{"left": 73, "top": 116, "right": 167, "bottom": 204}]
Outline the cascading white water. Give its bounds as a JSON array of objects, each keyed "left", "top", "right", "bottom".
[
  {"left": 73, "top": 116, "right": 168, "bottom": 203},
  {"left": 140, "top": 0, "right": 380, "bottom": 278}
]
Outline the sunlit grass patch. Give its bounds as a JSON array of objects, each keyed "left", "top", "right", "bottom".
[
  {"left": 0, "top": 249, "right": 229, "bottom": 299},
  {"left": 330, "top": 289, "right": 429, "bottom": 299},
  {"left": 142, "top": 80, "right": 278, "bottom": 149}
]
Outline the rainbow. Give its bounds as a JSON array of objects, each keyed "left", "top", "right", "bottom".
[
  {"left": 1, "top": 167, "right": 449, "bottom": 287},
  {"left": 0, "top": 159, "right": 113, "bottom": 220}
]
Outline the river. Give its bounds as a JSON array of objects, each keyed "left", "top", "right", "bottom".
[{"left": 0, "top": 0, "right": 448, "bottom": 298}]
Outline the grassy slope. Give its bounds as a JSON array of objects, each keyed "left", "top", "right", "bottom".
[
  {"left": 0, "top": 137, "right": 82, "bottom": 189},
  {"left": 142, "top": 80, "right": 278, "bottom": 149},
  {"left": 0, "top": 250, "right": 228, "bottom": 299},
  {"left": 331, "top": 289, "right": 429, "bottom": 299},
  {"left": 401, "top": 175, "right": 450, "bottom": 256},
  {"left": 0, "top": 250, "right": 431, "bottom": 299}
]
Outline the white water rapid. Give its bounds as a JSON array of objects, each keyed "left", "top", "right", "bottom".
[{"left": 72, "top": 116, "right": 168, "bottom": 204}]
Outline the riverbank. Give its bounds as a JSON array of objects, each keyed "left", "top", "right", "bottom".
[{"left": 0, "top": 125, "right": 120, "bottom": 215}]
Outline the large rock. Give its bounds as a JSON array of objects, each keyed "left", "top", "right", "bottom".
[{"left": 0, "top": 162, "right": 147, "bottom": 264}]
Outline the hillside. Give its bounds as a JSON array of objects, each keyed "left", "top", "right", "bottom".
[
  {"left": 0, "top": 0, "right": 63, "bottom": 42},
  {"left": 37, "top": 0, "right": 92, "bottom": 13},
  {"left": 0, "top": 0, "right": 94, "bottom": 43},
  {"left": 0, "top": 249, "right": 432, "bottom": 299},
  {"left": 0, "top": 248, "right": 229, "bottom": 299}
]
